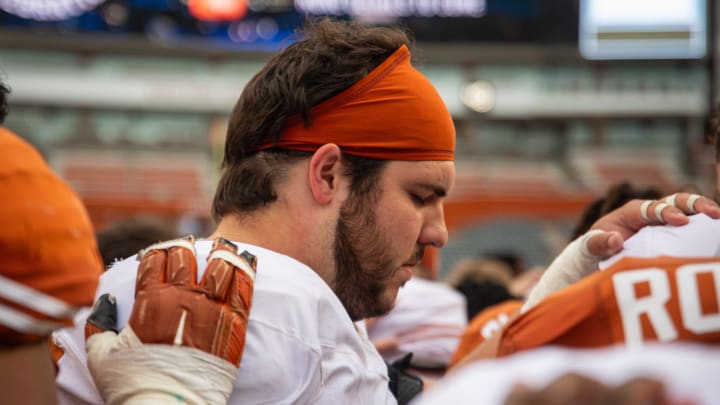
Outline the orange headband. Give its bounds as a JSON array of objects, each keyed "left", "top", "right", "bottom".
[{"left": 256, "top": 45, "right": 455, "bottom": 161}]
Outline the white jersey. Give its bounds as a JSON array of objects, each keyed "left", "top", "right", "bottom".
[
  {"left": 600, "top": 213, "right": 720, "bottom": 269},
  {"left": 417, "top": 342, "right": 720, "bottom": 405},
  {"left": 55, "top": 240, "right": 396, "bottom": 405},
  {"left": 367, "top": 277, "right": 466, "bottom": 368}
]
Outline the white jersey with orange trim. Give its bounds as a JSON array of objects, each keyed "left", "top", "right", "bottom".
[{"left": 54, "top": 240, "right": 395, "bottom": 405}]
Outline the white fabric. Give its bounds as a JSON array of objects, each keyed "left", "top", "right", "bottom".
[
  {"left": 87, "top": 328, "right": 235, "bottom": 405},
  {"left": 654, "top": 202, "right": 669, "bottom": 223},
  {"left": 139, "top": 237, "right": 196, "bottom": 256},
  {"left": 367, "top": 278, "right": 467, "bottom": 368},
  {"left": 0, "top": 273, "right": 78, "bottom": 319},
  {"left": 55, "top": 240, "right": 395, "bottom": 405},
  {"left": 0, "top": 302, "right": 69, "bottom": 335},
  {"left": 415, "top": 342, "right": 720, "bottom": 405},
  {"left": 54, "top": 308, "right": 100, "bottom": 405},
  {"left": 600, "top": 214, "right": 720, "bottom": 269},
  {"left": 687, "top": 194, "right": 700, "bottom": 213},
  {"left": 521, "top": 230, "right": 604, "bottom": 313},
  {"left": 640, "top": 200, "right": 653, "bottom": 222},
  {"left": 664, "top": 193, "right": 678, "bottom": 208}
]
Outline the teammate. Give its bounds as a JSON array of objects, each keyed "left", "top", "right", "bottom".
[
  {"left": 0, "top": 85, "right": 102, "bottom": 403},
  {"left": 500, "top": 217, "right": 720, "bottom": 355},
  {"left": 0, "top": 76, "right": 259, "bottom": 404},
  {"left": 366, "top": 273, "right": 467, "bottom": 371},
  {"left": 449, "top": 299, "right": 523, "bottom": 368},
  {"left": 57, "top": 18, "right": 457, "bottom": 404},
  {"left": 422, "top": 210, "right": 720, "bottom": 405},
  {"left": 53, "top": 19, "right": 720, "bottom": 405}
]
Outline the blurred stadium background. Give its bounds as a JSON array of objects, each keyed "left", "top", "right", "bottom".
[{"left": 0, "top": 0, "right": 715, "bottom": 278}]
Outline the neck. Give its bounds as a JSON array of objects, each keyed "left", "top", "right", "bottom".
[
  {"left": 209, "top": 210, "right": 336, "bottom": 284},
  {"left": 210, "top": 211, "right": 291, "bottom": 255}
]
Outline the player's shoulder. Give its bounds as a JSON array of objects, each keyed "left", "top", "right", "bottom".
[
  {"left": 398, "top": 277, "right": 465, "bottom": 307},
  {"left": 601, "top": 214, "right": 720, "bottom": 269}
]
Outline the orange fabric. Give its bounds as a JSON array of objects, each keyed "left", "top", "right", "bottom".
[
  {"left": 449, "top": 300, "right": 522, "bottom": 367},
  {"left": 0, "top": 128, "right": 102, "bottom": 343},
  {"left": 49, "top": 336, "right": 65, "bottom": 365},
  {"left": 497, "top": 256, "right": 720, "bottom": 356},
  {"left": 256, "top": 45, "right": 455, "bottom": 161}
]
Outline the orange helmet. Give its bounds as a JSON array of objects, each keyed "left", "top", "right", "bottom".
[{"left": 0, "top": 127, "right": 101, "bottom": 344}]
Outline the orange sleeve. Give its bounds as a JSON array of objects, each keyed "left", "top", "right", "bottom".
[{"left": 449, "top": 300, "right": 523, "bottom": 367}]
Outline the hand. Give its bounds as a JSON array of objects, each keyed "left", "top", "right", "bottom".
[
  {"left": 373, "top": 336, "right": 400, "bottom": 353},
  {"left": 586, "top": 192, "right": 720, "bottom": 258},
  {"left": 85, "top": 236, "right": 257, "bottom": 404}
]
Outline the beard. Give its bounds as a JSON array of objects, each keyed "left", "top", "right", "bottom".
[{"left": 332, "top": 192, "right": 422, "bottom": 321}]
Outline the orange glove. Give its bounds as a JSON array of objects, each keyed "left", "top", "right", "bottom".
[
  {"left": 85, "top": 236, "right": 257, "bottom": 404},
  {"left": 87, "top": 236, "right": 256, "bottom": 366},
  {"left": 135, "top": 235, "right": 255, "bottom": 366}
]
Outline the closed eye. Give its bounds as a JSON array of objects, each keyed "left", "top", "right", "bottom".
[
  {"left": 410, "top": 193, "right": 431, "bottom": 206},
  {"left": 410, "top": 193, "right": 426, "bottom": 206},
  {"left": 409, "top": 184, "right": 446, "bottom": 206}
]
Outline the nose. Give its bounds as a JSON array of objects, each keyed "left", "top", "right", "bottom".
[{"left": 418, "top": 204, "right": 448, "bottom": 248}]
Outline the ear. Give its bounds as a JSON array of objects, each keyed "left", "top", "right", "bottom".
[{"left": 308, "top": 143, "right": 343, "bottom": 205}]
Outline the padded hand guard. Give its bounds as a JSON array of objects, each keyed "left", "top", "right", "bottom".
[{"left": 129, "top": 236, "right": 256, "bottom": 367}]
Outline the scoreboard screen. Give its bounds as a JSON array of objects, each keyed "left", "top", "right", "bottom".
[{"left": 0, "top": 0, "right": 580, "bottom": 51}]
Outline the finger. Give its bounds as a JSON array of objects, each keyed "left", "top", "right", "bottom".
[
  {"left": 166, "top": 237, "right": 198, "bottom": 287},
  {"left": 684, "top": 193, "right": 720, "bottom": 219},
  {"left": 85, "top": 294, "right": 118, "bottom": 340},
  {"left": 135, "top": 249, "right": 167, "bottom": 292},
  {"left": 228, "top": 250, "right": 257, "bottom": 313},
  {"left": 201, "top": 238, "right": 240, "bottom": 301},
  {"left": 591, "top": 200, "right": 651, "bottom": 240},
  {"left": 641, "top": 200, "right": 687, "bottom": 226},
  {"left": 86, "top": 329, "right": 130, "bottom": 371},
  {"left": 586, "top": 231, "right": 624, "bottom": 258},
  {"left": 136, "top": 237, "right": 197, "bottom": 291},
  {"left": 539, "top": 373, "right": 610, "bottom": 405},
  {"left": 653, "top": 204, "right": 689, "bottom": 226},
  {"left": 664, "top": 192, "right": 720, "bottom": 219},
  {"left": 610, "top": 377, "right": 667, "bottom": 405}
]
